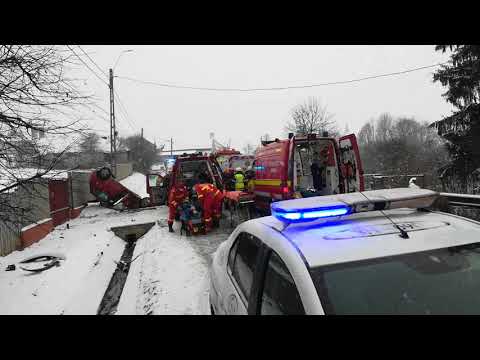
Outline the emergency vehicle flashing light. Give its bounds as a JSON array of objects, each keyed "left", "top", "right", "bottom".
[
  {"left": 270, "top": 188, "right": 440, "bottom": 223},
  {"left": 272, "top": 204, "right": 351, "bottom": 222}
]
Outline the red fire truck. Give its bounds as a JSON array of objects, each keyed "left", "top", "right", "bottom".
[{"left": 253, "top": 133, "right": 364, "bottom": 212}]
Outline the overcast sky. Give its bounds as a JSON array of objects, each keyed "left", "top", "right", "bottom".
[{"left": 70, "top": 45, "right": 454, "bottom": 152}]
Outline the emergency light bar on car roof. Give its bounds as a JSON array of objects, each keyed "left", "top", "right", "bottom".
[{"left": 271, "top": 188, "right": 439, "bottom": 223}]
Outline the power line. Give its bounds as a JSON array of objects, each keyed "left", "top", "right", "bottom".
[
  {"left": 66, "top": 45, "right": 109, "bottom": 87},
  {"left": 116, "top": 62, "right": 448, "bottom": 92},
  {"left": 57, "top": 65, "right": 111, "bottom": 131},
  {"left": 65, "top": 46, "right": 118, "bottom": 135},
  {"left": 72, "top": 46, "right": 138, "bottom": 134},
  {"left": 114, "top": 97, "right": 135, "bottom": 131},
  {"left": 113, "top": 90, "right": 137, "bottom": 130},
  {"left": 115, "top": 108, "right": 135, "bottom": 132},
  {"left": 77, "top": 46, "right": 108, "bottom": 78},
  {"left": 113, "top": 99, "right": 135, "bottom": 132}
]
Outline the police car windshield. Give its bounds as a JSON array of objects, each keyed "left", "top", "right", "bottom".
[{"left": 310, "top": 243, "right": 480, "bottom": 315}]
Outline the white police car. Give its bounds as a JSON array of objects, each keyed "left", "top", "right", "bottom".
[{"left": 209, "top": 188, "right": 480, "bottom": 315}]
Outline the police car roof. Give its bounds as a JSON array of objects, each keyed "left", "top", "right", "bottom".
[{"left": 259, "top": 207, "right": 480, "bottom": 268}]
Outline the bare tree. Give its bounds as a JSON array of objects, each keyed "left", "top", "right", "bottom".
[
  {"left": 118, "top": 134, "right": 159, "bottom": 173},
  {"left": 375, "top": 113, "right": 395, "bottom": 143},
  {"left": 285, "top": 97, "right": 337, "bottom": 136},
  {"left": 0, "top": 45, "right": 89, "bottom": 225},
  {"left": 358, "top": 114, "right": 449, "bottom": 189},
  {"left": 79, "top": 132, "right": 101, "bottom": 153},
  {"left": 357, "top": 119, "right": 375, "bottom": 146}
]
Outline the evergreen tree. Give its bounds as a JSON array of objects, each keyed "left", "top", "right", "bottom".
[{"left": 431, "top": 45, "right": 480, "bottom": 177}]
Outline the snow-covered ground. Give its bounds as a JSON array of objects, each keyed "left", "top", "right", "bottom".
[{"left": 0, "top": 172, "right": 232, "bottom": 315}]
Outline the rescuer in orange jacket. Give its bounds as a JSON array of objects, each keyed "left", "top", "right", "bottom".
[
  {"left": 167, "top": 181, "right": 188, "bottom": 233},
  {"left": 192, "top": 183, "right": 224, "bottom": 233}
]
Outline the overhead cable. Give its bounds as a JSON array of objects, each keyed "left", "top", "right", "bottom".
[
  {"left": 77, "top": 46, "right": 108, "bottom": 77},
  {"left": 116, "top": 62, "right": 448, "bottom": 92},
  {"left": 66, "top": 45, "right": 109, "bottom": 86}
]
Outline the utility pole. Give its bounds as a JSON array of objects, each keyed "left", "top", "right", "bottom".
[
  {"left": 109, "top": 68, "right": 117, "bottom": 176},
  {"left": 170, "top": 138, "right": 173, "bottom": 156},
  {"left": 141, "top": 128, "right": 143, "bottom": 140}
]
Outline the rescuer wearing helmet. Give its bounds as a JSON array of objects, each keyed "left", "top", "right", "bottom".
[
  {"left": 234, "top": 167, "right": 245, "bottom": 191},
  {"left": 167, "top": 178, "right": 188, "bottom": 233},
  {"left": 192, "top": 182, "right": 224, "bottom": 233}
]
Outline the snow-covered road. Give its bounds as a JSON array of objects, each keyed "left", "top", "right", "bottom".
[{"left": 0, "top": 173, "right": 232, "bottom": 315}]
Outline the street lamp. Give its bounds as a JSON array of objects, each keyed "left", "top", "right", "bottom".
[{"left": 113, "top": 49, "right": 134, "bottom": 72}]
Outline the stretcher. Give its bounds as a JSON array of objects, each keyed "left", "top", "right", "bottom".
[{"left": 223, "top": 190, "right": 255, "bottom": 228}]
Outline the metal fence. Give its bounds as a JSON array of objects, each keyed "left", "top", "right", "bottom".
[
  {"left": 69, "top": 170, "right": 96, "bottom": 208},
  {"left": 438, "top": 192, "right": 480, "bottom": 222},
  {"left": 364, "top": 174, "right": 427, "bottom": 190},
  {"left": 0, "top": 181, "right": 50, "bottom": 257},
  {"left": 115, "top": 163, "right": 133, "bottom": 181},
  {"left": 0, "top": 220, "right": 21, "bottom": 256}
]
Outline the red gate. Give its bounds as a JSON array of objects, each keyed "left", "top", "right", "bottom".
[{"left": 49, "top": 179, "right": 70, "bottom": 226}]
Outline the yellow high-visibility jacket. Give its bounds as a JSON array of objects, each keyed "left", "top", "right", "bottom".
[{"left": 234, "top": 172, "right": 245, "bottom": 191}]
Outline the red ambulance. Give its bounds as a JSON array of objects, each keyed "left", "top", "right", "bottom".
[
  {"left": 169, "top": 152, "right": 224, "bottom": 192},
  {"left": 253, "top": 133, "right": 364, "bottom": 212}
]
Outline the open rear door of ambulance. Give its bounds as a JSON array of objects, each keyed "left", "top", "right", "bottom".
[{"left": 338, "top": 134, "right": 365, "bottom": 192}]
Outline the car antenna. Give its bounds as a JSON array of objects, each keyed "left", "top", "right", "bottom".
[{"left": 358, "top": 191, "right": 409, "bottom": 239}]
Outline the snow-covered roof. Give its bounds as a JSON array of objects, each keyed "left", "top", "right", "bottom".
[{"left": 33, "top": 131, "right": 112, "bottom": 154}]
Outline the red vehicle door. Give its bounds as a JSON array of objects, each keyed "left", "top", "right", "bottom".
[
  {"left": 338, "top": 134, "right": 364, "bottom": 193},
  {"left": 49, "top": 179, "right": 70, "bottom": 226}
]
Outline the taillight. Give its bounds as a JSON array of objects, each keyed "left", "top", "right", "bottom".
[{"left": 282, "top": 186, "right": 289, "bottom": 194}]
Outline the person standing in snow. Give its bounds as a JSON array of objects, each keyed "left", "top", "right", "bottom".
[{"left": 167, "top": 179, "right": 188, "bottom": 233}]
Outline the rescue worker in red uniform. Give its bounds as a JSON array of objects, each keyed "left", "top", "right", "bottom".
[
  {"left": 192, "top": 183, "right": 224, "bottom": 233},
  {"left": 167, "top": 180, "right": 188, "bottom": 233}
]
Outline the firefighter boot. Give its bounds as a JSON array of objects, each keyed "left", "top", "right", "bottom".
[{"left": 168, "top": 222, "right": 174, "bottom": 233}]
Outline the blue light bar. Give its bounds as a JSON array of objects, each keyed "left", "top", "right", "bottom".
[
  {"left": 302, "top": 208, "right": 349, "bottom": 218},
  {"left": 271, "top": 203, "right": 351, "bottom": 223}
]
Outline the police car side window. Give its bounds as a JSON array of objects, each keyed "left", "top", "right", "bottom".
[
  {"left": 227, "top": 238, "right": 239, "bottom": 272},
  {"left": 230, "top": 233, "right": 261, "bottom": 302},
  {"left": 260, "top": 251, "right": 305, "bottom": 315}
]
